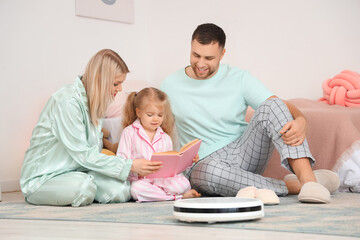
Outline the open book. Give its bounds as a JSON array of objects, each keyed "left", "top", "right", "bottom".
[{"left": 146, "top": 139, "right": 202, "bottom": 179}]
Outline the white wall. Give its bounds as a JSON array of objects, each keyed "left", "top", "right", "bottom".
[{"left": 1, "top": 0, "right": 359, "bottom": 192}]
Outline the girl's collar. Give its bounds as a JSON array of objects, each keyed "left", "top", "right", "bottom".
[{"left": 132, "top": 119, "right": 165, "bottom": 144}]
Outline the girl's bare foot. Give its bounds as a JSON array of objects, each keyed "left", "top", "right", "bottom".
[{"left": 182, "top": 189, "right": 201, "bottom": 199}]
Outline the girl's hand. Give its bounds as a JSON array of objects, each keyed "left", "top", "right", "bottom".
[
  {"left": 131, "top": 159, "right": 162, "bottom": 176},
  {"left": 193, "top": 154, "right": 199, "bottom": 163}
]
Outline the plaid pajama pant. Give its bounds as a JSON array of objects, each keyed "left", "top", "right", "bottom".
[{"left": 187, "top": 98, "right": 315, "bottom": 196}]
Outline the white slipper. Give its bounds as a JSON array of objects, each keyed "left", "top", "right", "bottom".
[
  {"left": 236, "top": 186, "right": 257, "bottom": 198},
  {"left": 255, "top": 189, "right": 280, "bottom": 205},
  {"left": 313, "top": 169, "right": 340, "bottom": 194},
  {"left": 298, "top": 182, "right": 331, "bottom": 204},
  {"left": 236, "top": 186, "right": 280, "bottom": 205},
  {"left": 284, "top": 169, "right": 340, "bottom": 194}
]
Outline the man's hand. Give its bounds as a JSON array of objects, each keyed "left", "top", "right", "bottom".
[
  {"left": 131, "top": 159, "right": 162, "bottom": 176},
  {"left": 280, "top": 116, "right": 307, "bottom": 146}
]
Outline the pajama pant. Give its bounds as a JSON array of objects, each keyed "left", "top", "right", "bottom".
[
  {"left": 26, "top": 171, "right": 131, "bottom": 207},
  {"left": 188, "top": 98, "right": 315, "bottom": 197},
  {"left": 130, "top": 174, "right": 191, "bottom": 202}
]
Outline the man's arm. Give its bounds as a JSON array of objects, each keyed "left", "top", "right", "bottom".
[{"left": 268, "top": 95, "right": 307, "bottom": 146}]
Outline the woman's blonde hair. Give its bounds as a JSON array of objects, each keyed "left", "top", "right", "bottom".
[
  {"left": 82, "top": 49, "right": 129, "bottom": 125},
  {"left": 122, "top": 87, "right": 174, "bottom": 137}
]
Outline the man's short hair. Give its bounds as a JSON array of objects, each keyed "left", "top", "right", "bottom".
[{"left": 192, "top": 23, "right": 226, "bottom": 48}]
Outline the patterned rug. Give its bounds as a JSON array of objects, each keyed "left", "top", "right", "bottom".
[{"left": 1, "top": 192, "right": 359, "bottom": 237}]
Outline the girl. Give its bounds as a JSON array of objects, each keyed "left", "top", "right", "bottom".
[
  {"left": 117, "top": 87, "right": 201, "bottom": 202},
  {"left": 20, "top": 49, "right": 161, "bottom": 207}
]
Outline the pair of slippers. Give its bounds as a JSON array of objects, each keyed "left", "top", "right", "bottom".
[
  {"left": 236, "top": 186, "right": 280, "bottom": 205},
  {"left": 284, "top": 169, "right": 340, "bottom": 204},
  {"left": 236, "top": 170, "right": 340, "bottom": 205}
]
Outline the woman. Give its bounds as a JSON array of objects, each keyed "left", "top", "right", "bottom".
[{"left": 20, "top": 49, "right": 162, "bottom": 207}]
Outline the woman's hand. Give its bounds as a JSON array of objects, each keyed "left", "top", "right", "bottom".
[
  {"left": 280, "top": 116, "right": 307, "bottom": 146},
  {"left": 193, "top": 154, "right": 199, "bottom": 163},
  {"left": 131, "top": 159, "right": 162, "bottom": 176}
]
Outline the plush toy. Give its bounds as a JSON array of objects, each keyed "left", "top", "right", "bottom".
[{"left": 101, "top": 128, "right": 119, "bottom": 156}]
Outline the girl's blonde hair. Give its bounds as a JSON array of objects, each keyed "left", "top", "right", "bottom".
[
  {"left": 122, "top": 87, "right": 174, "bottom": 137},
  {"left": 82, "top": 49, "right": 129, "bottom": 125}
]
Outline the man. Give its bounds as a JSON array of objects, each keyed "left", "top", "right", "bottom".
[{"left": 161, "top": 23, "right": 339, "bottom": 203}]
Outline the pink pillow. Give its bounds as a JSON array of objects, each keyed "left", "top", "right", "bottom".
[{"left": 105, "top": 92, "right": 128, "bottom": 118}]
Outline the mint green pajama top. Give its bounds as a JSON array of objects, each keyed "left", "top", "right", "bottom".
[
  {"left": 161, "top": 64, "right": 273, "bottom": 159},
  {"left": 20, "top": 77, "right": 132, "bottom": 198}
]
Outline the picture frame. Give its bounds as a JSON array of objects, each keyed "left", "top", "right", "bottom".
[{"left": 75, "top": 0, "right": 134, "bottom": 24}]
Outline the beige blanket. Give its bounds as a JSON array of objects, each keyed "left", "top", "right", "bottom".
[{"left": 249, "top": 98, "right": 360, "bottom": 179}]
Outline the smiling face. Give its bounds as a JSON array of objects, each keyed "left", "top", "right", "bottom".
[
  {"left": 136, "top": 102, "right": 165, "bottom": 134},
  {"left": 112, "top": 73, "right": 126, "bottom": 97},
  {"left": 188, "top": 39, "right": 225, "bottom": 80}
]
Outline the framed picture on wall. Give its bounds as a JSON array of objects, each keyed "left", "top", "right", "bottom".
[{"left": 75, "top": 0, "right": 134, "bottom": 24}]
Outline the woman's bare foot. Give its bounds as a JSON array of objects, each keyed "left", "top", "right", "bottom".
[{"left": 182, "top": 189, "right": 201, "bottom": 199}]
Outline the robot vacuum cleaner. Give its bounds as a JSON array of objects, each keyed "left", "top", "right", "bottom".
[{"left": 173, "top": 197, "right": 264, "bottom": 223}]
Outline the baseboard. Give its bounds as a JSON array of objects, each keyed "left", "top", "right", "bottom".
[{"left": 0, "top": 179, "right": 21, "bottom": 192}]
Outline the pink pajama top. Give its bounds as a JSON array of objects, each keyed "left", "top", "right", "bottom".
[
  {"left": 116, "top": 119, "right": 173, "bottom": 181},
  {"left": 117, "top": 119, "right": 191, "bottom": 202}
]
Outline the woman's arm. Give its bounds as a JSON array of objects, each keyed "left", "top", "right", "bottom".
[{"left": 52, "top": 99, "right": 132, "bottom": 181}]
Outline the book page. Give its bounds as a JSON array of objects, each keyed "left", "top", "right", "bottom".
[
  {"left": 152, "top": 151, "right": 179, "bottom": 155},
  {"left": 180, "top": 139, "right": 200, "bottom": 152}
]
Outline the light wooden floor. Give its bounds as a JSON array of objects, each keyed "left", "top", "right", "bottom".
[{"left": 0, "top": 192, "right": 357, "bottom": 240}]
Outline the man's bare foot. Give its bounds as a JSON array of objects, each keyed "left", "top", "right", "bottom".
[
  {"left": 182, "top": 189, "right": 201, "bottom": 199},
  {"left": 284, "top": 179, "right": 302, "bottom": 195},
  {"left": 287, "top": 158, "right": 317, "bottom": 185}
]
